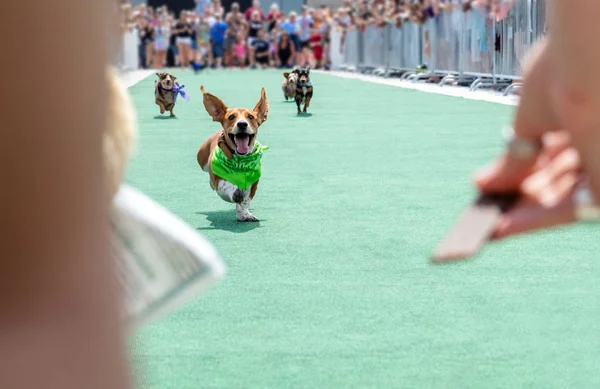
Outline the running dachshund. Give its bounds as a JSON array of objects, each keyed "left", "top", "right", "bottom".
[{"left": 294, "top": 67, "right": 313, "bottom": 114}]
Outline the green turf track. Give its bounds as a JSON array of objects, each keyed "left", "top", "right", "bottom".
[{"left": 128, "top": 69, "right": 600, "bottom": 389}]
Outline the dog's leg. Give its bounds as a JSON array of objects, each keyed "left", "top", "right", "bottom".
[
  {"left": 236, "top": 181, "right": 259, "bottom": 222},
  {"left": 295, "top": 94, "right": 302, "bottom": 114},
  {"left": 215, "top": 180, "right": 257, "bottom": 221},
  {"left": 216, "top": 180, "right": 238, "bottom": 203},
  {"left": 157, "top": 101, "right": 165, "bottom": 114},
  {"left": 169, "top": 107, "right": 175, "bottom": 117},
  {"left": 303, "top": 89, "right": 313, "bottom": 113},
  {"left": 236, "top": 192, "right": 259, "bottom": 222}
]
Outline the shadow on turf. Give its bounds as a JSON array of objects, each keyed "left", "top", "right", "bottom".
[
  {"left": 153, "top": 115, "right": 178, "bottom": 120},
  {"left": 195, "top": 210, "right": 263, "bottom": 233},
  {"left": 296, "top": 112, "right": 313, "bottom": 118}
]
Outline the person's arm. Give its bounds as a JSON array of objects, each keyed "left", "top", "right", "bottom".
[
  {"left": 549, "top": 2, "right": 600, "bottom": 199},
  {"left": 0, "top": 1, "right": 130, "bottom": 389}
]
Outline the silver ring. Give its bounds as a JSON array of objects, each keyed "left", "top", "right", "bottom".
[
  {"left": 574, "top": 185, "right": 600, "bottom": 222},
  {"left": 502, "top": 126, "right": 542, "bottom": 159}
]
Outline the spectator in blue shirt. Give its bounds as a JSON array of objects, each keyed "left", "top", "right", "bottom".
[
  {"left": 280, "top": 12, "right": 300, "bottom": 53},
  {"left": 210, "top": 14, "right": 227, "bottom": 67}
]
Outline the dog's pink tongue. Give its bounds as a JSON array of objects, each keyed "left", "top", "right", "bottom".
[{"left": 235, "top": 134, "right": 250, "bottom": 154}]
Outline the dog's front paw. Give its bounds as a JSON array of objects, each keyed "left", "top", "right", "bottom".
[
  {"left": 236, "top": 213, "right": 259, "bottom": 222},
  {"left": 302, "top": 107, "right": 307, "bottom": 113},
  {"left": 160, "top": 108, "right": 165, "bottom": 114}
]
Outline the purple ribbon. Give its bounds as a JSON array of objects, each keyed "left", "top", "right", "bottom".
[{"left": 173, "top": 84, "right": 190, "bottom": 102}]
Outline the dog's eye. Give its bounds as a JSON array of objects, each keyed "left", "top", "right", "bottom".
[
  {"left": 228, "top": 114, "right": 235, "bottom": 120},
  {"left": 248, "top": 114, "right": 255, "bottom": 120}
]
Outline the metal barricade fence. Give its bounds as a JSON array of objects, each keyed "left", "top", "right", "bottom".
[
  {"left": 342, "top": 28, "right": 360, "bottom": 70},
  {"left": 494, "top": 0, "right": 532, "bottom": 81},
  {"left": 360, "top": 25, "right": 388, "bottom": 72},
  {"left": 388, "top": 22, "right": 422, "bottom": 72},
  {"left": 433, "top": 9, "right": 461, "bottom": 76},
  {"left": 337, "top": 0, "right": 547, "bottom": 94}
]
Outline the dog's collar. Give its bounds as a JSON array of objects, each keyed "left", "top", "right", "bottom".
[
  {"left": 217, "top": 133, "right": 236, "bottom": 159},
  {"left": 297, "top": 80, "right": 312, "bottom": 88}
]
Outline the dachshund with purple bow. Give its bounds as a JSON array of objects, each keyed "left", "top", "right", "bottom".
[{"left": 155, "top": 72, "right": 189, "bottom": 117}]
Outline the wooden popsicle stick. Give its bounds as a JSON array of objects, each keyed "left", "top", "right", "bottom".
[{"left": 431, "top": 193, "right": 520, "bottom": 263}]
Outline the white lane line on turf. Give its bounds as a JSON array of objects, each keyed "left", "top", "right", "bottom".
[
  {"left": 316, "top": 70, "right": 519, "bottom": 107},
  {"left": 118, "top": 69, "right": 155, "bottom": 89}
]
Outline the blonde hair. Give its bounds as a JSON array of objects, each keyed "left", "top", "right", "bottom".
[{"left": 104, "top": 67, "right": 136, "bottom": 201}]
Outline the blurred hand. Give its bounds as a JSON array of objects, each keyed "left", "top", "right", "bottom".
[
  {"left": 487, "top": 132, "right": 582, "bottom": 239},
  {"left": 474, "top": 36, "right": 600, "bottom": 239}
]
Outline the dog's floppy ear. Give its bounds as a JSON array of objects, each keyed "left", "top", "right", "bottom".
[
  {"left": 200, "top": 85, "right": 228, "bottom": 122},
  {"left": 283, "top": 72, "right": 290, "bottom": 79},
  {"left": 156, "top": 72, "right": 164, "bottom": 78},
  {"left": 253, "top": 87, "right": 269, "bottom": 125},
  {"left": 293, "top": 68, "right": 299, "bottom": 74}
]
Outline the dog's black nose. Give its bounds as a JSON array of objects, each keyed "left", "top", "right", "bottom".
[{"left": 237, "top": 121, "right": 248, "bottom": 130}]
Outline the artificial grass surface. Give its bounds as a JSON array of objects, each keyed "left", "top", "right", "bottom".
[{"left": 128, "top": 69, "right": 600, "bottom": 388}]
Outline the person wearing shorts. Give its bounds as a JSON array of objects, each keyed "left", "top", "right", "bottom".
[
  {"left": 247, "top": 10, "right": 263, "bottom": 47},
  {"left": 153, "top": 17, "right": 170, "bottom": 68},
  {"left": 175, "top": 11, "right": 194, "bottom": 67},
  {"left": 251, "top": 29, "right": 270, "bottom": 68},
  {"left": 210, "top": 15, "right": 227, "bottom": 67}
]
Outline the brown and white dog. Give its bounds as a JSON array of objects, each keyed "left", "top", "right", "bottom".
[
  {"left": 281, "top": 71, "right": 298, "bottom": 101},
  {"left": 155, "top": 72, "right": 178, "bottom": 117},
  {"left": 196, "top": 86, "right": 269, "bottom": 222}
]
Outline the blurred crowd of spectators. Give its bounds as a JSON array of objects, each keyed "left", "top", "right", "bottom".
[{"left": 120, "top": 0, "right": 334, "bottom": 70}]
